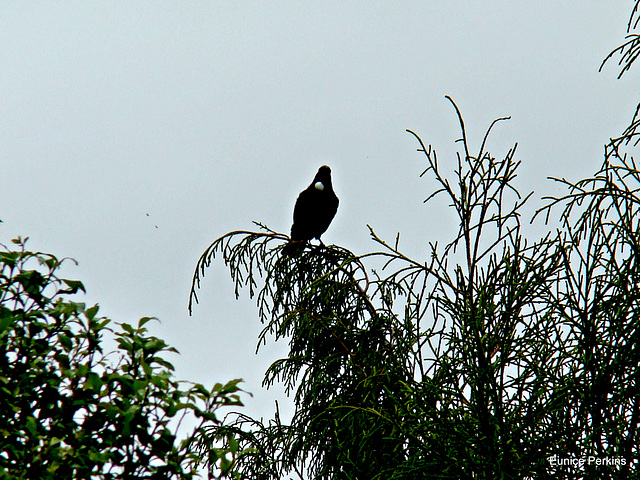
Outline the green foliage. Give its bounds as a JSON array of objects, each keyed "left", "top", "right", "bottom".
[
  {"left": 185, "top": 7, "right": 640, "bottom": 479},
  {"left": 535, "top": 149, "right": 640, "bottom": 478},
  {"left": 189, "top": 110, "right": 640, "bottom": 479},
  {"left": 600, "top": 0, "right": 640, "bottom": 149},
  {"left": 0, "top": 238, "right": 244, "bottom": 479}
]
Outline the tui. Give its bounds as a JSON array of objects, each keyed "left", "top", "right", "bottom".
[{"left": 284, "top": 165, "right": 339, "bottom": 255}]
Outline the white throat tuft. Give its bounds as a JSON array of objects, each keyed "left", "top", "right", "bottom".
[{"left": 314, "top": 181, "right": 325, "bottom": 191}]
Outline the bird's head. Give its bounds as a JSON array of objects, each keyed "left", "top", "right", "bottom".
[{"left": 314, "top": 165, "right": 332, "bottom": 191}]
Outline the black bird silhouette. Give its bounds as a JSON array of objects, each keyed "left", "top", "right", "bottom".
[{"left": 284, "top": 165, "right": 339, "bottom": 255}]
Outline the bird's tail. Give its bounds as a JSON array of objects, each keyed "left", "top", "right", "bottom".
[{"left": 282, "top": 240, "right": 307, "bottom": 257}]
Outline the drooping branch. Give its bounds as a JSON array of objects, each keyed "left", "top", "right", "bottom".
[{"left": 188, "top": 223, "right": 288, "bottom": 315}]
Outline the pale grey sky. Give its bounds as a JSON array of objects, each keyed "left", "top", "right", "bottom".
[{"left": 1, "top": 3, "right": 637, "bottom": 420}]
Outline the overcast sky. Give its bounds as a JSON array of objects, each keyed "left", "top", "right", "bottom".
[{"left": 1, "top": 3, "right": 637, "bottom": 422}]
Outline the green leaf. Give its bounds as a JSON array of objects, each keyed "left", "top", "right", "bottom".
[
  {"left": 61, "top": 279, "right": 86, "bottom": 294},
  {"left": 85, "top": 304, "right": 100, "bottom": 320}
]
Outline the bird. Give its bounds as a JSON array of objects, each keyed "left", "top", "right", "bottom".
[{"left": 284, "top": 165, "right": 339, "bottom": 255}]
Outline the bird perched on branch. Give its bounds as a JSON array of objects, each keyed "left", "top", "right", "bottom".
[{"left": 284, "top": 165, "right": 339, "bottom": 255}]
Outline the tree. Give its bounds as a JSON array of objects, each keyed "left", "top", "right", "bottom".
[
  {"left": 0, "top": 237, "right": 244, "bottom": 479},
  {"left": 188, "top": 5, "right": 640, "bottom": 478}
]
